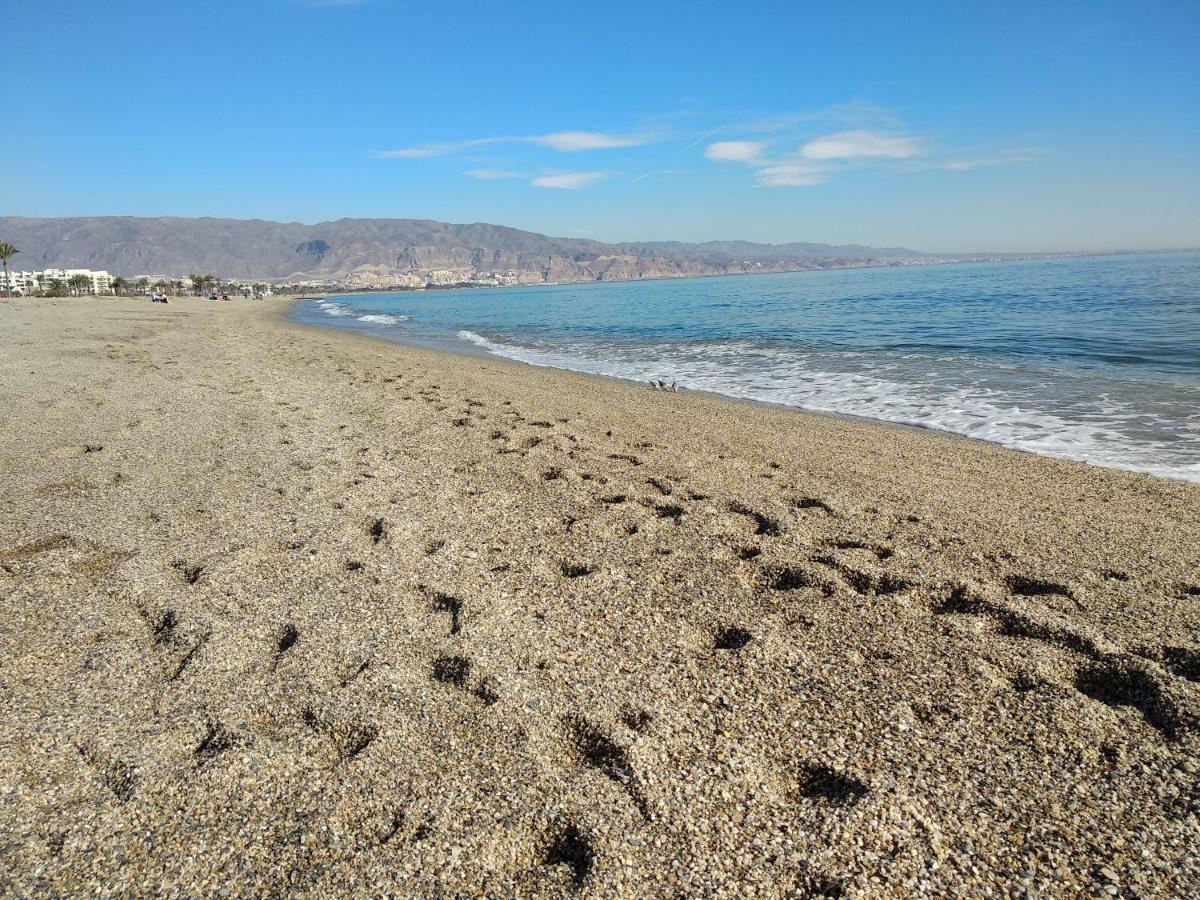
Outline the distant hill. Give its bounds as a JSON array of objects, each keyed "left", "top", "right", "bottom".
[{"left": 0, "top": 216, "right": 929, "bottom": 284}]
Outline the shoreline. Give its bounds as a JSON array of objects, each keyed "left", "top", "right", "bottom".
[
  {"left": 289, "top": 294, "right": 1199, "bottom": 486},
  {"left": 2, "top": 296, "right": 1198, "bottom": 895},
  {"left": 286, "top": 296, "right": 1011, "bottom": 453}
]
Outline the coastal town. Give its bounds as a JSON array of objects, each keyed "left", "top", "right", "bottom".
[
  {"left": 0, "top": 254, "right": 1097, "bottom": 298},
  {"left": 0, "top": 265, "right": 528, "bottom": 297}
]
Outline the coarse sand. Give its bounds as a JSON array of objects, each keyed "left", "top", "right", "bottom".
[{"left": 1, "top": 296, "right": 1198, "bottom": 896}]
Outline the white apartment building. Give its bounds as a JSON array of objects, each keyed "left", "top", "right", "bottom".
[
  {"left": 41, "top": 268, "right": 115, "bottom": 294},
  {"left": 0, "top": 268, "right": 115, "bottom": 295},
  {"left": 0, "top": 271, "right": 40, "bottom": 295}
]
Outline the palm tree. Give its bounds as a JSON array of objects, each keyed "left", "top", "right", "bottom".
[
  {"left": 190, "top": 273, "right": 218, "bottom": 296},
  {"left": 46, "top": 279, "right": 67, "bottom": 297},
  {"left": 0, "top": 242, "right": 18, "bottom": 298},
  {"left": 68, "top": 274, "right": 92, "bottom": 296},
  {"left": 136, "top": 277, "right": 149, "bottom": 292},
  {"left": 111, "top": 276, "right": 129, "bottom": 296}
]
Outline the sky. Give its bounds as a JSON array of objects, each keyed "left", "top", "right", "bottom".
[{"left": 4, "top": 0, "right": 1199, "bottom": 252}]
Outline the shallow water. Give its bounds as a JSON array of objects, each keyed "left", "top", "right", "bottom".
[{"left": 292, "top": 252, "right": 1200, "bottom": 482}]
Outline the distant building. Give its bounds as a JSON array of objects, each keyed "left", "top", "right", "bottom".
[
  {"left": 0, "top": 271, "right": 40, "bottom": 295},
  {"left": 345, "top": 271, "right": 426, "bottom": 290},
  {"left": 1, "top": 268, "right": 114, "bottom": 295},
  {"left": 43, "top": 268, "right": 115, "bottom": 294},
  {"left": 422, "top": 269, "right": 471, "bottom": 286}
]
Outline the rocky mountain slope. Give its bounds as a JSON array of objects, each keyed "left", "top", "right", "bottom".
[{"left": 0, "top": 216, "right": 927, "bottom": 283}]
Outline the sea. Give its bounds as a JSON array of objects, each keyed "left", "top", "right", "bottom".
[{"left": 291, "top": 252, "right": 1200, "bottom": 483}]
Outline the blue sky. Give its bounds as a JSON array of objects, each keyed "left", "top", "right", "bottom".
[{"left": 5, "top": 0, "right": 1198, "bottom": 252}]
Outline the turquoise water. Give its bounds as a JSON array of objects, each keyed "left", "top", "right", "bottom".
[{"left": 293, "top": 252, "right": 1200, "bottom": 482}]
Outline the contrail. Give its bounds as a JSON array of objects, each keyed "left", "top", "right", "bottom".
[{"left": 677, "top": 119, "right": 734, "bottom": 154}]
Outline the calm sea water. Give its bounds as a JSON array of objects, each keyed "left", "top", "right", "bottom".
[{"left": 292, "top": 252, "right": 1200, "bottom": 483}]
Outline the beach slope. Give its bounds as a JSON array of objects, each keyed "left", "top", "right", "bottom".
[{"left": 1, "top": 297, "right": 1198, "bottom": 896}]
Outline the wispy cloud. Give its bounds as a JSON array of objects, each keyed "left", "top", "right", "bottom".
[
  {"left": 800, "top": 130, "right": 920, "bottom": 160},
  {"left": 705, "top": 140, "right": 768, "bottom": 163},
  {"left": 465, "top": 168, "right": 525, "bottom": 179},
  {"left": 533, "top": 131, "right": 644, "bottom": 151},
  {"left": 736, "top": 101, "right": 903, "bottom": 134},
  {"left": 754, "top": 163, "right": 827, "bottom": 188},
  {"left": 943, "top": 148, "right": 1043, "bottom": 171},
  {"left": 381, "top": 144, "right": 459, "bottom": 159},
  {"left": 381, "top": 130, "right": 651, "bottom": 159},
  {"left": 531, "top": 172, "right": 607, "bottom": 190},
  {"left": 383, "top": 106, "right": 1034, "bottom": 194}
]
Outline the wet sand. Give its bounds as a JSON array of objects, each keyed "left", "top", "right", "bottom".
[{"left": 1, "top": 295, "right": 1198, "bottom": 896}]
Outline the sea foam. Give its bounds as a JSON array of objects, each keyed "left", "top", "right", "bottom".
[
  {"left": 299, "top": 254, "right": 1200, "bottom": 484},
  {"left": 358, "top": 314, "right": 409, "bottom": 325}
]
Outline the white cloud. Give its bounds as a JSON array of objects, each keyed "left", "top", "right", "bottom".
[
  {"left": 530, "top": 131, "right": 645, "bottom": 152},
  {"left": 381, "top": 130, "right": 649, "bottom": 159},
  {"left": 755, "top": 164, "right": 827, "bottom": 188},
  {"left": 943, "top": 149, "right": 1042, "bottom": 171},
  {"left": 465, "top": 168, "right": 524, "bottom": 179},
  {"left": 801, "top": 129, "right": 920, "bottom": 160},
  {"left": 531, "top": 172, "right": 607, "bottom": 190},
  {"left": 701, "top": 138, "right": 825, "bottom": 187},
  {"left": 700, "top": 126, "right": 920, "bottom": 188},
  {"left": 705, "top": 140, "right": 768, "bottom": 163},
  {"left": 380, "top": 144, "right": 458, "bottom": 159}
]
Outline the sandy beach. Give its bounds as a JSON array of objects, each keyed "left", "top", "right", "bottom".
[{"left": 1, "top": 295, "right": 1198, "bottom": 896}]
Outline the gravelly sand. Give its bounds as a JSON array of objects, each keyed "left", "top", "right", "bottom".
[{"left": 1, "top": 296, "right": 1198, "bottom": 897}]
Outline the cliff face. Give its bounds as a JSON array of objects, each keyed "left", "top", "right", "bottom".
[{"left": 0, "top": 216, "right": 926, "bottom": 283}]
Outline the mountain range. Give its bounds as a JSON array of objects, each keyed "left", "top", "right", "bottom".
[{"left": 0, "top": 216, "right": 928, "bottom": 284}]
